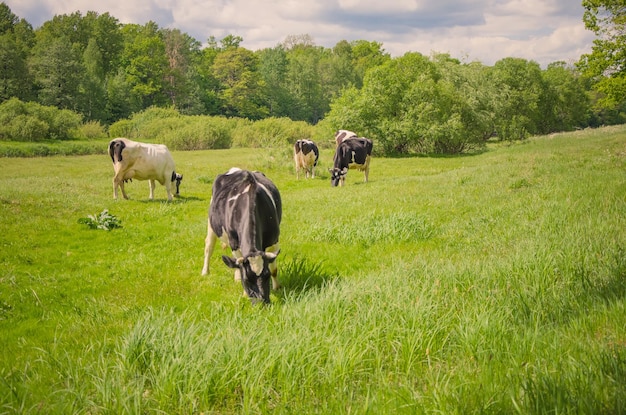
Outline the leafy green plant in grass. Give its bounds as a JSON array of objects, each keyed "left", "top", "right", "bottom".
[{"left": 78, "top": 209, "right": 122, "bottom": 230}]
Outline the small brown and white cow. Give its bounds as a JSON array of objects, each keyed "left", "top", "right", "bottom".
[
  {"left": 108, "top": 138, "right": 182, "bottom": 201},
  {"left": 293, "top": 139, "right": 319, "bottom": 179}
]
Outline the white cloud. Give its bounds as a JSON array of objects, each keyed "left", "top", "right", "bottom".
[
  {"left": 4, "top": 0, "right": 594, "bottom": 67},
  {"left": 337, "top": 0, "right": 421, "bottom": 14}
]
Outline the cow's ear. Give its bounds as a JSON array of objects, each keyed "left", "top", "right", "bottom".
[
  {"left": 222, "top": 255, "right": 239, "bottom": 269},
  {"left": 264, "top": 250, "right": 280, "bottom": 263}
]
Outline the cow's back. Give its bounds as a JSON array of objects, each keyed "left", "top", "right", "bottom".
[
  {"left": 252, "top": 171, "right": 282, "bottom": 234},
  {"left": 210, "top": 168, "right": 281, "bottom": 252},
  {"left": 335, "top": 138, "right": 370, "bottom": 167},
  {"left": 335, "top": 129, "right": 357, "bottom": 146}
]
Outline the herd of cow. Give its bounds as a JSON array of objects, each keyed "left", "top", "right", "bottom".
[{"left": 107, "top": 129, "right": 373, "bottom": 304}]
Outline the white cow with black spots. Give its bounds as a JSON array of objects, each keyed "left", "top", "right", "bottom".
[{"left": 108, "top": 138, "right": 182, "bottom": 201}]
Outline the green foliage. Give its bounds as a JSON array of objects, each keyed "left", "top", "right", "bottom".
[
  {"left": 106, "top": 109, "right": 311, "bottom": 150},
  {"left": 107, "top": 118, "right": 134, "bottom": 138},
  {"left": 491, "top": 57, "right": 546, "bottom": 140},
  {"left": 120, "top": 22, "right": 169, "bottom": 109},
  {"left": 78, "top": 209, "right": 122, "bottom": 230},
  {"left": 324, "top": 52, "right": 490, "bottom": 155},
  {"left": 578, "top": 0, "right": 626, "bottom": 111},
  {"left": 0, "top": 98, "right": 83, "bottom": 141},
  {"left": 540, "top": 61, "right": 591, "bottom": 132},
  {"left": 212, "top": 47, "right": 268, "bottom": 119},
  {"left": 160, "top": 115, "right": 237, "bottom": 150},
  {"left": 76, "top": 120, "right": 108, "bottom": 139},
  {"left": 231, "top": 117, "right": 313, "bottom": 148}
]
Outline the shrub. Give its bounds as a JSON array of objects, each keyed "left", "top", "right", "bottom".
[
  {"left": 140, "top": 117, "right": 189, "bottom": 143},
  {"left": 77, "top": 121, "right": 107, "bottom": 140},
  {"left": 106, "top": 109, "right": 315, "bottom": 150},
  {"left": 108, "top": 119, "right": 135, "bottom": 138},
  {"left": 161, "top": 116, "right": 235, "bottom": 150},
  {"left": 0, "top": 98, "right": 82, "bottom": 141},
  {"left": 47, "top": 109, "right": 83, "bottom": 140},
  {"left": 231, "top": 117, "right": 313, "bottom": 148},
  {"left": 6, "top": 115, "right": 49, "bottom": 142}
]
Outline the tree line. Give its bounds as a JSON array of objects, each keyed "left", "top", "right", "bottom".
[{"left": 0, "top": 1, "right": 624, "bottom": 154}]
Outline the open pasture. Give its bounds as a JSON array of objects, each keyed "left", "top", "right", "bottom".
[{"left": 1, "top": 127, "right": 625, "bottom": 413}]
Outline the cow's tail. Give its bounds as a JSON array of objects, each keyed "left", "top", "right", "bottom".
[{"left": 108, "top": 140, "right": 125, "bottom": 163}]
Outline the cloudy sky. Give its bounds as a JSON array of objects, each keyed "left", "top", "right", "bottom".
[{"left": 5, "top": 0, "right": 594, "bottom": 67}]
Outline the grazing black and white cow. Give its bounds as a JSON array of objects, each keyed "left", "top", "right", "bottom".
[
  {"left": 201, "top": 168, "right": 282, "bottom": 304},
  {"left": 330, "top": 137, "right": 373, "bottom": 187},
  {"left": 334, "top": 129, "right": 358, "bottom": 147},
  {"left": 293, "top": 139, "right": 319, "bottom": 179},
  {"left": 109, "top": 138, "right": 182, "bottom": 201}
]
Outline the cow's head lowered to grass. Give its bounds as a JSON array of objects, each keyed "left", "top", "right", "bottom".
[
  {"left": 202, "top": 168, "right": 282, "bottom": 305},
  {"left": 330, "top": 137, "right": 373, "bottom": 187},
  {"left": 172, "top": 171, "right": 183, "bottom": 195},
  {"left": 222, "top": 251, "right": 279, "bottom": 304}
]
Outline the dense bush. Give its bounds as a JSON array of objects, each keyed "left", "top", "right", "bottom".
[
  {"left": 160, "top": 116, "right": 237, "bottom": 150},
  {"left": 231, "top": 117, "right": 314, "bottom": 148},
  {"left": 108, "top": 119, "right": 135, "bottom": 138},
  {"left": 106, "top": 109, "right": 314, "bottom": 150},
  {"left": 0, "top": 98, "right": 83, "bottom": 141},
  {"left": 77, "top": 120, "right": 108, "bottom": 139}
]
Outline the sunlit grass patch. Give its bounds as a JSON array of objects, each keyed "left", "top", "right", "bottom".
[{"left": 309, "top": 212, "right": 435, "bottom": 247}]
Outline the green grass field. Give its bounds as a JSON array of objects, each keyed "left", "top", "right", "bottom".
[{"left": 1, "top": 127, "right": 625, "bottom": 413}]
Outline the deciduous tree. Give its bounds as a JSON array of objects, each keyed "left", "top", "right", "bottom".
[{"left": 578, "top": 0, "right": 626, "bottom": 110}]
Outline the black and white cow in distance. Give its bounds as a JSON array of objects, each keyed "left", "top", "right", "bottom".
[
  {"left": 334, "top": 129, "right": 358, "bottom": 147},
  {"left": 109, "top": 138, "right": 183, "bottom": 201},
  {"left": 293, "top": 139, "right": 319, "bottom": 179},
  {"left": 201, "top": 168, "right": 282, "bottom": 304},
  {"left": 330, "top": 137, "right": 373, "bottom": 187}
]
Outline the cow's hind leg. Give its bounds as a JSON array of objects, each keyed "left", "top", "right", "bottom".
[
  {"left": 201, "top": 220, "right": 218, "bottom": 276},
  {"left": 120, "top": 180, "right": 129, "bottom": 199}
]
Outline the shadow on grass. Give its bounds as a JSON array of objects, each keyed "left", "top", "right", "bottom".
[
  {"left": 275, "top": 256, "right": 339, "bottom": 303},
  {"left": 137, "top": 195, "right": 204, "bottom": 204}
]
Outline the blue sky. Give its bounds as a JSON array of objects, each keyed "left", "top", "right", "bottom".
[{"left": 5, "top": 0, "right": 594, "bottom": 67}]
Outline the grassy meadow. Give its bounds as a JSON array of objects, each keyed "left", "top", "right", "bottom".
[{"left": 0, "top": 126, "right": 625, "bottom": 413}]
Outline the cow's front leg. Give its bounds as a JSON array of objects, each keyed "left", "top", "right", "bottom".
[
  {"left": 164, "top": 180, "right": 173, "bottom": 201},
  {"left": 266, "top": 244, "right": 280, "bottom": 290},
  {"left": 202, "top": 223, "right": 218, "bottom": 275},
  {"left": 148, "top": 180, "right": 156, "bottom": 200},
  {"left": 270, "top": 264, "right": 279, "bottom": 290}
]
